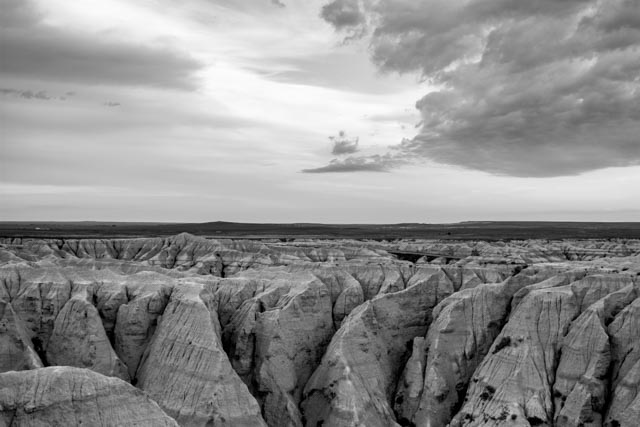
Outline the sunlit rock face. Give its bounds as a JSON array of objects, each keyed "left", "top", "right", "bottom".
[
  {"left": 0, "top": 366, "right": 179, "bottom": 426},
  {"left": 0, "top": 234, "right": 639, "bottom": 426}
]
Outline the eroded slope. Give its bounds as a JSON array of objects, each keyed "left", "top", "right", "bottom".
[{"left": 0, "top": 234, "right": 639, "bottom": 426}]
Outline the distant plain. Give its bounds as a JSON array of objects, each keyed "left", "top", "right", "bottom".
[{"left": 1, "top": 221, "right": 639, "bottom": 240}]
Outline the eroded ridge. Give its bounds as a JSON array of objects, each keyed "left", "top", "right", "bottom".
[{"left": 1, "top": 234, "right": 639, "bottom": 426}]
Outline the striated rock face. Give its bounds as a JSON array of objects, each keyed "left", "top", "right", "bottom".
[
  {"left": 553, "top": 281, "right": 638, "bottom": 427},
  {"left": 3, "top": 267, "right": 72, "bottom": 353},
  {"left": 0, "top": 299, "right": 43, "bottom": 372},
  {"left": 450, "top": 284, "right": 581, "bottom": 426},
  {"left": 0, "top": 234, "right": 639, "bottom": 427},
  {"left": 114, "top": 284, "right": 170, "bottom": 379},
  {"left": 300, "top": 268, "right": 462, "bottom": 427},
  {"left": 46, "top": 293, "right": 130, "bottom": 381},
  {"left": 397, "top": 268, "right": 580, "bottom": 426},
  {"left": 0, "top": 366, "right": 178, "bottom": 426},
  {"left": 605, "top": 296, "right": 640, "bottom": 427},
  {"left": 606, "top": 358, "right": 640, "bottom": 427},
  {"left": 252, "top": 276, "right": 334, "bottom": 427},
  {"left": 136, "top": 284, "right": 266, "bottom": 427},
  {"left": 608, "top": 296, "right": 640, "bottom": 392},
  {"left": 448, "top": 273, "right": 639, "bottom": 427},
  {"left": 394, "top": 335, "right": 428, "bottom": 421}
]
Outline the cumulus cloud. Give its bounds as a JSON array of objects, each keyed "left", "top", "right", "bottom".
[
  {"left": 303, "top": 131, "right": 400, "bottom": 173},
  {"left": 330, "top": 131, "right": 360, "bottom": 155},
  {"left": 321, "top": 0, "right": 366, "bottom": 29},
  {"left": 0, "top": 0, "right": 202, "bottom": 89},
  {"left": 320, "top": 0, "right": 640, "bottom": 177},
  {"left": 321, "top": 0, "right": 368, "bottom": 40},
  {"left": 302, "top": 154, "right": 400, "bottom": 173}
]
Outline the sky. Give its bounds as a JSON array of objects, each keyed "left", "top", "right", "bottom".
[{"left": 0, "top": 0, "right": 639, "bottom": 223}]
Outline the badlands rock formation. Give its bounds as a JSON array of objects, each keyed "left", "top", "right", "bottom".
[
  {"left": 0, "top": 366, "right": 178, "bottom": 426},
  {"left": 0, "top": 233, "right": 638, "bottom": 426}
]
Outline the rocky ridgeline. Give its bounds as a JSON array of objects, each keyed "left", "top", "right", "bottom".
[{"left": 1, "top": 234, "right": 639, "bottom": 426}]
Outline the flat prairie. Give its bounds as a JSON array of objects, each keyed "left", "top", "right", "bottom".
[{"left": 1, "top": 220, "right": 639, "bottom": 240}]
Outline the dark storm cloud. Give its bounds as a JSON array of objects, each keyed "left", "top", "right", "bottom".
[
  {"left": 330, "top": 131, "right": 359, "bottom": 155},
  {"left": 0, "top": 0, "right": 202, "bottom": 89},
  {"left": 320, "top": 0, "right": 640, "bottom": 177},
  {"left": 302, "top": 154, "right": 400, "bottom": 173}
]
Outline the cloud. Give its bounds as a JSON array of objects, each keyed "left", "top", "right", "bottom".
[
  {"left": 321, "top": 0, "right": 365, "bottom": 29},
  {"left": 320, "top": 0, "right": 368, "bottom": 39},
  {"left": 320, "top": 0, "right": 640, "bottom": 177},
  {"left": 271, "top": 0, "right": 286, "bottom": 8},
  {"left": 0, "top": 88, "right": 70, "bottom": 101},
  {"left": 330, "top": 131, "right": 359, "bottom": 155},
  {"left": 103, "top": 101, "right": 121, "bottom": 107},
  {"left": 302, "top": 154, "right": 400, "bottom": 173},
  {"left": 1, "top": 88, "right": 49, "bottom": 100},
  {"left": 247, "top": 50, "right": 415, "bottom": 94},
  {"left": 0, "top": 0, "right": 41, "bottom": 28},
  {"left": 0, "top": 0, "right": 202, "bottom": 89}
]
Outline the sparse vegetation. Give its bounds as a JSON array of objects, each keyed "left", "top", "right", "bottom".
[
  {"left": 479, "top": 385, "right": 496, "bottom": 401},
  {"left": 492, "top": 336, "right": 512, "bottom": 354}
]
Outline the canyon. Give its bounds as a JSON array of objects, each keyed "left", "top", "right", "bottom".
[{"left": 1, "top": 233, "right": 639, "bottom": 426}]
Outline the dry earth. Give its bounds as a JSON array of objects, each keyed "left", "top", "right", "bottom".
[{"left": 1, "top": 233, "right": 639, "bottom": 426}]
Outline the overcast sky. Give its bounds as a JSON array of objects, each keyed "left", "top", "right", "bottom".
[{"left": 1, "top": 0, "right": 639, "bottom": 223}]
